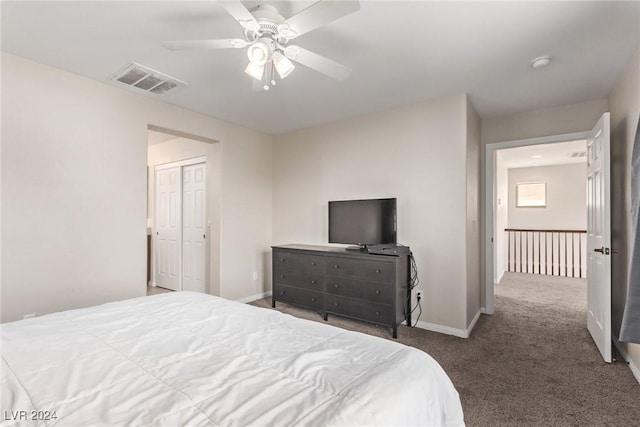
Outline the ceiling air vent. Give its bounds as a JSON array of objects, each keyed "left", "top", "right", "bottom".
[
  {"left": 110, "top": 62, "right": 186, "bottom": 95},
  {"left": 569, "top": 151, "right": 587, "bottom": 158}
]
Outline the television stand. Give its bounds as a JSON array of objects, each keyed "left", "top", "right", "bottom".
[{"left": 271, "top": 244, "right": 411, "bottom": 338}]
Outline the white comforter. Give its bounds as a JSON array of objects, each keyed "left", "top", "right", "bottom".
[{"left": 1, "top": 292, "right": 464, "bottom": 426}]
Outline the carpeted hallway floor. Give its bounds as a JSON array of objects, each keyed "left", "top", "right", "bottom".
[{"left": 250, "top": 272, "right": 640, "bottom": 426}]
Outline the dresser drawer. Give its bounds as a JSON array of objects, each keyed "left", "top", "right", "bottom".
[
  {"left": 325, "top": 257, "right": 394, "bottom": 283},
  {"left": 273, "top": 272, "right": 324, "bottom": 292},
  {"left": 273, "top": 285, "right": 324, "bottom": 311},
  {"left": 325, "top": 295, "right": 393, "bottom": 324},
  {"left": 273, "top": 251, "right": 325, "bottom": 278},
  {"left": 325, "top": 277, "right": 392, "bottom": 304}
]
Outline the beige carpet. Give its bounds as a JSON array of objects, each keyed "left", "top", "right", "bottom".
[{"left": 250, "top": 272, "right": 640, "bottom": 426}]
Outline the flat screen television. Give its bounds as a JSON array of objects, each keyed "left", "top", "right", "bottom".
[{"left": 328, "top": 198, "right": 397, "bottom": 249}]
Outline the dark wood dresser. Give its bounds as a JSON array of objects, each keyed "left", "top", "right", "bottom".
[{"left": 272, "top": 244, "right": 411, "bottom": 338}]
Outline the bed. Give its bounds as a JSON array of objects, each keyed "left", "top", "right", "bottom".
[{"left": 1, "top": 292, "right": 464, "bottom": 426}]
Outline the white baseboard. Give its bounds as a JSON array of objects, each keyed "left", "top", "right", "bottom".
[
  {"left": 466, "top": 309, "right": 481, "bottom": 336},
  {"left": 414, "top": 320, "right": 467, "bottom": 338},
  {"left": 148, "top": 281, "right": 156, "bottom": 287},
  {"left": 236, "top": 291, "right": 272, "bottom": 304},
  {"left": 413, "top": 309, "right": 482, "bottom": 338},
  {"left": 613, "top": 336, "right": 640, "bottom": 384}
]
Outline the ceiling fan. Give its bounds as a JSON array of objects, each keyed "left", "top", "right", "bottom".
[{"left": 163, "top": 0, "right": 360, "bottom": 91}]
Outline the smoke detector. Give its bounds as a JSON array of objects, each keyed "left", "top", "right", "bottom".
[
  {"left": 110, "top": 62, "right": 186, "bottom": 95},
  {"left": 530, "top": 56, "right": 552, "bottom": 69}
]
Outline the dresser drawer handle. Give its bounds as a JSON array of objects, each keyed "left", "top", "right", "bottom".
[
  {"left": 375, "top": 269, "right": 381, "bottom": 274},
  {"left": 311, "top": 297, "right": 316, "bottom": 302},
  {"left": 375, "top": 311, "right": 381, "bottom": 315},
  {"left": 334, "top": 264, "right": 340, "bottom": 269},
  {"left": 311, "top": 262, "right": 316, "bottom": 266},
  {"left": 280, "top": 274, "right": 285, "bottom": 279},
  {"left": 375, "top": 290, "right": 381, "bottom": 295},
  {"left": 334, "top": 284, "right": 340, "bottom": 288},
  {"left": 333, "top": 302, "right": 339, "bottom": 307},
  {"left": 280, "top": 291, "right": 285, "bottom": 295},
  {"left": 280, "top": 258, "right": 285, "bottom": 262},
  {"left": 311, "top": 280, "right": 316, "bottom": 284}
]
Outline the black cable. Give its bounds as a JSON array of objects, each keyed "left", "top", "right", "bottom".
[
  {"left": 402, "top": 251, "right": 422, "bottom": 327},
  {"left": 409, "top": 252, "right": 419, "bottom": 291},
  {"left": 413, "top": 297, "right": 422, "bottom": 327}
]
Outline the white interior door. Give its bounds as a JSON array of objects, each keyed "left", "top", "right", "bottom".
[
  {"left": 182, "top": 163, "right": 206, "bottom": 293},
  {"left": 155, "top": 167, "right": 182, "bottom": 291},
  {"left": 586, "top": 112, "right": 612, "bottom": 363}
]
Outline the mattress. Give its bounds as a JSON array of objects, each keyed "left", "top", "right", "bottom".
[{"left": 1, "top": 292, "right": 464, "bottom": 426}]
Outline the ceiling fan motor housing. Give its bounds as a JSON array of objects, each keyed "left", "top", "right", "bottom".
[
  {"left": 251, "top": 5, "right": 284, "bottom": 34},
  {"left": 248, "top": 4, "right": 294, "bottom": 46}
]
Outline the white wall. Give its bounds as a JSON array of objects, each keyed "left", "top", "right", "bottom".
[
  {"left": 481, "top": 99, "right": 609, "bottom": 144},
  {"left": 1, "top": 53, "right": 273, "bottom": 322},
  {"left": 495, "top": 151, "right": 509, "bottom": 283},
  {"left": 147, "top": 136, "right": 222, "bottom": 296},
  {"left": 273, "top": 94, "right": 474, "bottom": 332},
  {"left": 608, "top": 48, "right": 640, "bottom": 377},
  {"left": 507, "top": 164, "right": 587, "bottom": 230},
  {"left": 466, "top": 97, "right": 481, "bottom": 327}
]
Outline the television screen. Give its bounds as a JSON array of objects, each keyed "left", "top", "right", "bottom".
[{"left": 328, "top": 198, "right": 397, "bottom": 246}]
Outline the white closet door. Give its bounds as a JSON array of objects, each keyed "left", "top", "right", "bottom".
[
  {"left": 155, "top": 167, "right": 182, "bottom": 291},
  {"left": 182, "top": 163, "right": 206, "bottom": 293}
]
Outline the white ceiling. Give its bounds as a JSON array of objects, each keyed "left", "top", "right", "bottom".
[
  {"left": 499, "top": 139, "right": 587, "bottom": 169},
  {"left": 2, "top": 1, "right": 639, "bottom": 134}
]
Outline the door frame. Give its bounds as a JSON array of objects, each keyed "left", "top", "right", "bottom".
[
  {"left": 484, "top": 131, "right": 589, "bottom": 314},
  {"left": 152, "top": 156, "right": 207, "bottom": 290}
]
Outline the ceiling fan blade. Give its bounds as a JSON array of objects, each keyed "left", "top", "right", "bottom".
[
  {"left": 162, "top": 39, "right": 247, "bottom": 51},
  {"left": 283, "top": 0, "right": 360, "bottom": 39},
  {"left": 285, "top": 46, "right": 351, "bottom": 81},
  {"left": 221, "top": 1, "right": 259, "bottom": 32}
]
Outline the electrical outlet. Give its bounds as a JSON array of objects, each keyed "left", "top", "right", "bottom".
[{"left": 416, "top": 291, "right": 423, "bottom": 301}]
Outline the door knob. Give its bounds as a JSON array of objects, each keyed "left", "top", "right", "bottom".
[{"left": 594, "top": 247, "right": 604, "bottom": 253}]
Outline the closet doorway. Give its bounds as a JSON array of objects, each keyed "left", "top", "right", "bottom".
[
  {"left": 155, "top": 158, "right": 206, "bottom": 292},
  {"left": 147, "top": 126, "right": 222, "bottom": 297}
]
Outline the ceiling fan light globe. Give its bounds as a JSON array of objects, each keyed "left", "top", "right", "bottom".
[
  {"left": 247, "top": 42, "right": 269, "bottom": 66},
  {"left": 273, "top": 51, "right": 295, "bottom": 79},
  {"left": 245, "top": 62, "right": 264, "bottom": 81}
]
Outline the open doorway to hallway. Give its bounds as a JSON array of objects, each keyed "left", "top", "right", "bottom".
[
  {"left": 494, "top": 140, "right": 588, "bottom": 304},
  {"left": 146, "top": 126, "right": 222, "bottom": 296}
]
